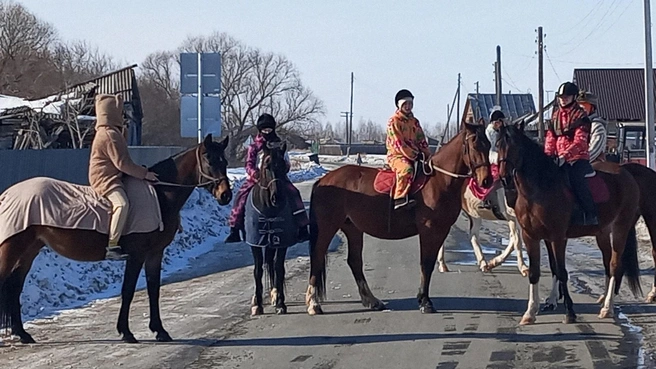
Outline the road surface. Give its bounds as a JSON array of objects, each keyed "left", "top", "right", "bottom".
[{"left": 0, "top": 172, "right": 653, "bottom": 368}]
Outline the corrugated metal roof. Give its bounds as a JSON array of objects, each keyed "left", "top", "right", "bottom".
[
  {"left": 467, "top": 93, "right": 536, "bottom": 123},
  {"left": 573, "top": 68, "right": 656, "bottom": 121}
]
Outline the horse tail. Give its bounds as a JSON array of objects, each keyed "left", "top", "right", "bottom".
[
  {"left": 621, "top": 225, "right": 642, "bottom": 298},
  {"left": 308, "top": 181, "right": 327, "bottom": 301}
]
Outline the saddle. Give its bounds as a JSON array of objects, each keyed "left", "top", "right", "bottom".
[
  {"left": 373, "top": 163, "right": 429, "bottom": 196},
  {"left": 563, "top": 171, "right": 610, "bottom": 204}
]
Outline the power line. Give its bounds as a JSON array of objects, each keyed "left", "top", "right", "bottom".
[
  {"left": 559, "top": 0, "right": 622, "bottom": 57},
  {"left": 556, "top": 0, "right": 607, "bottom": 46},
  {"left": 544, "top": 49, "right": 562, "bottom": 81}
]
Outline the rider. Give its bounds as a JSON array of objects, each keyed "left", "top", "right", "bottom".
[
  {"left": 577, "top": 91, "right": 608, "bottom": 163},
  {"left": 545, "top": 82, "right": 599, "bottom": 226},
  {"left": 482, "top": 109, "right": 505, "bottom": 210},
  {"left": 385, "top": 89, "right": 432, "bottom": 210},
  {"left": 89, "top": 94, "right": 159, "bottom": 261},
  {"left": 225, "top": 113, "right": 310, "bottom": 243}
]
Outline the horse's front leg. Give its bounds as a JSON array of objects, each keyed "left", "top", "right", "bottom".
[
  {"left": 417, "top": 224, "right": 450, "bottom": 314},
  {"left": 273, "top": 247, "right": 288, "bottom": 315},
  {"left": 117, "top": 257, "right": 145, "bottom": 343},
  {"left": 144, "top": 250, "right": 172, "bottom": 342},
  {"left": 251, "top": 246, "right": 264, "bottom": 316},
  {"left": 520, "top": 232, "right": 541, "bottom": 325}
]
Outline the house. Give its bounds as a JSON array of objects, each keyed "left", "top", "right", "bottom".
[
  {"left": 461, "top": 93, "right": 536, "bottom": 125},
  {"left": 0, "top": 65, "right": 143, "bottom": 149}
]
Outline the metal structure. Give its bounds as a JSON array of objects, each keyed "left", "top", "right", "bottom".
[{"left": 180, "top": 53, "right": 222, "bottom": 143}]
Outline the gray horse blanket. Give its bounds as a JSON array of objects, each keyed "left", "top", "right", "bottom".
[
  {"left": 245, "top": 191, "right": 296, "bottom": 248},
  {"left": 0, "top": 176, "right": 163, "bottom": 245}
]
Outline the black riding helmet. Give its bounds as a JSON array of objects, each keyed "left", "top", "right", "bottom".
[
  {"left": 490, "top": 110, "right": 505, "bottom": 122},
  {"left": 557, "top": 82, "right": 579, "bottom": 97},
  {"left": 395, "top": 89, "right": 414, "bottom": 107},
  {"left": 256, "top": 113, "right": 276, "bottom": 131}
]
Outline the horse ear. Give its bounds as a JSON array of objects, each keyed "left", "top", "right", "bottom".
[
  {"left": 518, "top": 119, "right": 526, "bottom": 133},
  {"left": 478, "top": 117, "right": 486, "bottom": 126},
  {"left": 463, "top": 121, "right": 477, "bottom": 132},
  {"left": 203, "top": 134, "right": 213, "bottom": 148},
  {"left": 281, "top": 141, "right": 287, "bottom": 153}
]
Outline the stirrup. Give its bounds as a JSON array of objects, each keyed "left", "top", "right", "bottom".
[
  {"left": 105, "top": 245, "right": 129, "bottom": 261},
  {"left": 394, "top": 197, "right": 416, "bottom": 210}
]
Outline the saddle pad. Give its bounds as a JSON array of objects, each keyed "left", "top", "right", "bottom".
[
  {"left": 0, "top": 176, "right": 163, "bottom": 245},
  {"left": 467, "top": 164, "right": 500, "bottom": 200},
  {"left": 373, "top": 170, "right": 428, "bottom": 195},
  {"left": 245, "top": 191, "right": 297, "bottom": 248},
  {"left": 564, "top": 174, "right": 610, "bottom": 204}
]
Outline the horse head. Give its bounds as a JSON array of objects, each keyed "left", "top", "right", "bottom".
[
  {"left": 461, "top": 120, "right": 493, "bottom": 188},
  {"left": 258, "top": 140, "right": 288, "bottom": 208},
  {"left": 198, "top": 134, "right": 232, "bottom": 205}
]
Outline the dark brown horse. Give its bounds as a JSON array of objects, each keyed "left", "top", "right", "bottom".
[
  {"left": 495, "top": 123, "right": 641, "bottom": 325},
  {"left": 305, "top": 123, "right": 493, "bottom": 315},
  {"left": 0, "top": 134, "right": 232, "bottom": 344}
]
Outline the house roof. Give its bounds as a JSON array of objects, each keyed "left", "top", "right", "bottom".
[
  {"left": 573, "top": 68, "right": 656, "bottom": 121},
  {"left": 464, "top": 93, "right": 536, "bottom": 123}
]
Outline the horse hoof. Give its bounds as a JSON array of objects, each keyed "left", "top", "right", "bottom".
[
  {"left": 270, "top": 288, "right": 278, "bottom": 307},
  {"left": 251, "top": 306, "right": 264, "bottom": 316},
  {"left": 19, "top": 333, "right": 36, "bottom": 344},
  {"left": 419, "top": 305, "right": 435, "bottom": 314},
  {"left": 122, "top": 334, "right": 139, "bottom": 344},
  {"left": 371, "top": 300, "right": 386, "bottom": 311},
  {"left": 520, "top": 267, "right": 529, "bottom": 277},
  {"left": 646, "top": 294, "right": 656, "bottom": 303},
  {"left": 563, "top": 314, "right": 577, "bottom": 324},
  {"left": 276, "top": 306, "right": 287, "bottom": 315},
  {"left": 599, "top": 308, "right": 613, "bottom": 319},
  {"left": 308, "top": 304, "right": 323, "bottom": 315},
  {"left": 541, "top": 303, "right": 556, "bottom": 312},
  {"left": 596, "top": 295, "right": 606, "bottom": 304},
  {"left": 519, "top": 315, "right": 535, "bottom": 325},
  {"left": 438, "top": 263, "right": 449, "bottom": 273},
  {"left": 156, "top": 331, "right": 173, "bottom": 342}
]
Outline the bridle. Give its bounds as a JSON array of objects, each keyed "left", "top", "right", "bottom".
[
  {"left": 154, "top": 146, "right": 230, "bottom": 189},
  {"left": 419, "top": 133, "right": 487, "bottom": 179}
]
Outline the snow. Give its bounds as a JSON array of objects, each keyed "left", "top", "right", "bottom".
[
  {"left": 0, "top": 92, "right": 81, "bottom": 116},
  {"left": 2, "top": 162, "right": 327, "bottom": 335},
  {"left": 289, "top": 151, "right": 387, "bottom": 166}
]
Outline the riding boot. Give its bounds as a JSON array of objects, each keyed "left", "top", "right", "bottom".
[
  {"left": 225, "top": 226, "right": 242, "bottom": 243},
  {"left": 568, "top": 160, "right": 599, "bottom": 226},
  {"left": 297, "top": 225, "right": 310, "bottom": 243},
  {"left": 394, "top": 196, "right": 416, "bottom": 210},
  {"left": 105, "top": 245, "right": 129, "bottom": 261}
]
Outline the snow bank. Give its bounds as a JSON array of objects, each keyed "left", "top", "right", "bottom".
[{"left": 9, "top": 162, "right": 327, "bottom": 327}]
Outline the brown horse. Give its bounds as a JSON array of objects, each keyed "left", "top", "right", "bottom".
[
  {"left": 0, "top": 134, "right": 232, "bottom": 344},
  {"left": 305, "top": 123, "right": 492, "bottom": 315},
  {"left": 495, "top": 123, "right": 641, "bottom": 325}
]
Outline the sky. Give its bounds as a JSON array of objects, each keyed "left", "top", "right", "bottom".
[{"left": 17, "top": 0, "right": 649, "bottom": 132}]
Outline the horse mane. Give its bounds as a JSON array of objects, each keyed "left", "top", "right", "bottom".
[{"left": 501, "top": 125, "right": 562, "bottom": 191}]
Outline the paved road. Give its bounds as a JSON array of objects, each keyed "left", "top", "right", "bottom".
[{"left": 0, "top": 173, "right": 649, "bottom": 368}]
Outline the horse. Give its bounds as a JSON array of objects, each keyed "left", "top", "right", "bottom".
[
  {"left": 245, "top": 141, "right": 298, "bottom": 316},
  {"left": 495, "top": 123, "right": 641, "bottom": 325},
  {"left": 305, "top": 122, "right": 493, "bottom": 315},
  {"left": 0, "top": 134, "right": 232, "bottom": 344},
  {"left": 437, "top": 183, "right": 528, "bottom": 277}
]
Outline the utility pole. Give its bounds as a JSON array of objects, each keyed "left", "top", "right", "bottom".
[
  {"left": 457, "top": 73, "right": 461, "bottom": 126},
  {"left": 340, "top": 112, "right": 349, "bottom": 142},
  {"left": 644, "top": 0, "right": 655, "bottom": 169},
  {"left": 475, "top": 81, "right": 480, "bottom": 95},
  {"left": 537, "top": 26, "right": 545, "bottom": 143},
  {"left": 496, "top": 46, "right": 502, "bottom": 107},
  {"left": 349, "top": 72, "right": 354, "bottom": 147}
]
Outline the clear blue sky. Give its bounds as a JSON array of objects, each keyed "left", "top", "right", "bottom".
[{"left": 19, "top": 0, "right": 647, "bottom": 131}]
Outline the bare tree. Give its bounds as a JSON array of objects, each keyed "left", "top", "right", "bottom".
[{"left": 51, "top": 41, "right": 118, "bottom": 87}]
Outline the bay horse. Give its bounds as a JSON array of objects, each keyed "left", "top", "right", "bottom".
[
  {"left": 0, "top": 134, "right": 232, "bottom": 344},
  {"left": 246, "top": 141, "right": 296, "bottom": 316},
  {"left": 495, "top": 123, "right": 641, "bottom": 325},
  {"left": 305, "top": 123, "right": 493, "bottom": 315},
  {"left": 437, "top": 184, "right": 528, "bottom": 277}
]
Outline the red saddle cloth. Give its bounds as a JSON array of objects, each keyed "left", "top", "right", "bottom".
[
  {"left": 565, "top": 174, "right": 610, "bottom": 204},
  {"left": 374, "top": 169, "right": 428, "bottom": 195},
  {"left": 467, "top": 164, "right": 500, "bottom": 200}
]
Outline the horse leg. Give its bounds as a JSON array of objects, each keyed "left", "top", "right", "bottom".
[
  {"left": 599, "top": 228, "right": 630, "bottom": 319},
  {"left": 643, "top": 212, "right": 656, "bottom": 303},
  {"left": 595, "top": 232, "right": 613, "bottom": 305},
  {"left": 417, "top": 226, "right": 449, "bottom": 314},
  {"left": 342, "top": 223, "right": 385, "bottom": 311},
  {"left": 469, "top": 216, "right": 490, "bottom": 273},
  {"left": 144, "top": 250, "right": 172, "bottom": 342},
  {"left": 265, "top": 247, "right": 276, "bottom": 307},
  {"left": 273, "top": 247, "right": 288, "bottom": 315},
  {"left": 251, "top": 246, "right": 264, "bottom": 316},
  {"left": 551, "top": 239, "right": 576, "bottom": 323},
  {"left": 541, "top": 242, "right": 559, "bottom": 312},
  {"left": 306, "top": 219, "right": 340, "bottom": 316},
  {"left": 491, "top": 218, "right": 528, "bottom": 277},
  {"left": 520, "top": 233, "right": 541, "bottom": 325},
  {"left": 116, "top": 257, "right": 145, "bottom": 343},
  {"left": 650, "top": 245, "right": 656, "bottom": 303}
]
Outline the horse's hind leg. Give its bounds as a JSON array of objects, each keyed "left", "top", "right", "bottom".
[
  {"left": 117, "top": 257, "right": 145, "bottom": 343},
  {"left": 542, "top": 241, "right": 559, "bottom": 312},
  {"left": 251, "top": 246, "right": 264, "bottom": 316},
  {"left": 600, "top": 228, "right": 631, "bottom": 319},
  {"left": 641, "top": 212, "right": 656, "bottom": 303},
  {"left": 273, "top": 247, "right": 288, "bottom": 315},
  {"left": 144, "top": 251, "right": 172, "bottom": 342},
  {"left": 489, "top": 218, "right": 529, "bottom": 277},
  {"left": 342, "top": 222, "right": 385, "bottom": 311},
  {"left": 551, "top": 239, "right": 576, "bottom": 324},
  {"left": 594, "top": 232, "right": 613, "bottom": 305},
  {"left": 265, "top": 247, "right": 276, "bottom": 307},
  {"left": 306, "top": 215, "right": 341, "bottom": 316}
]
